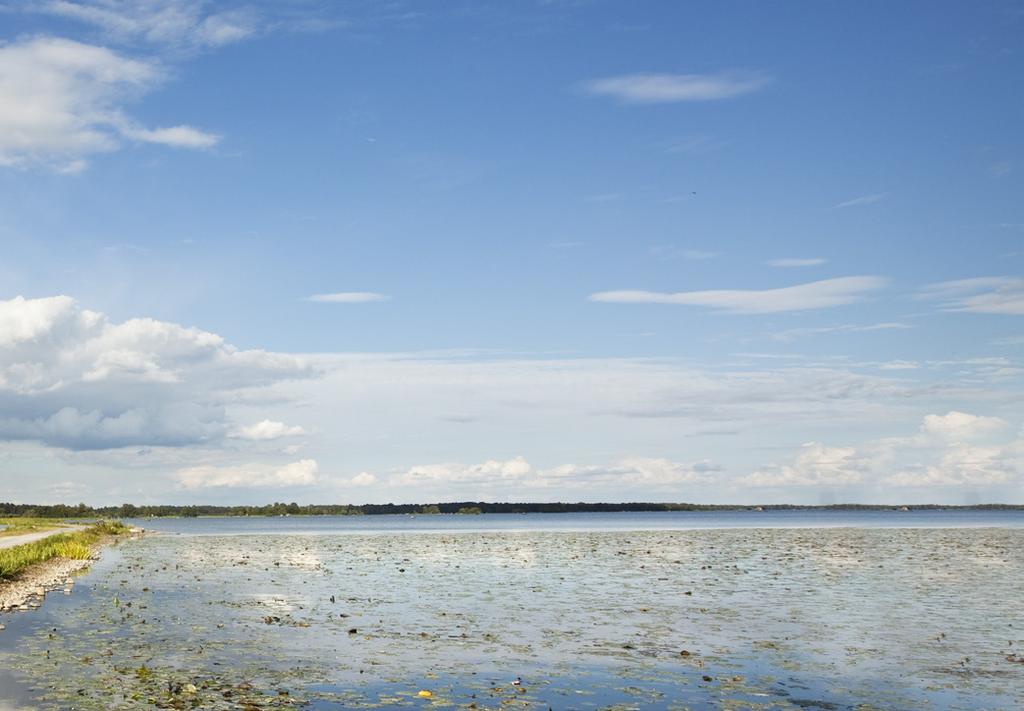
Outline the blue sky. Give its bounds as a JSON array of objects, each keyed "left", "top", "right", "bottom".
[{"left": 1, "top": 1, "right": 1022, "bottom": 505}]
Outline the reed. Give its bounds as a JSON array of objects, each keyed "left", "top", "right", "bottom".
[{"left": 0, "top": 521, "right": 128, "bottom": 580}]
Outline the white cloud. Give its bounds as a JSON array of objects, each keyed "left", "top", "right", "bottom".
[
  {"left": 401, "top": 456, "right": 533, "bottom": 485},
  {"left": 230, "top": 420, "right": 306, "bottom": 441},
  {"left": 398, "top": 456, "right": 716, "bottom": 490},
  {"left": 833, "top": 193, "right": 888, "bottom": 209},
  {"left": 920, "top": 277, "right": 1024, "bottom": 315},
  {"left": 540, "top": 457, "right": 718, "bottom": 487},
  {"left": 177, "top": 459, "right": 319, "bottom": 489},
  {"left": 740, "top": 442, "right": 872, "bottom": 487},
  {"left": 118, "top": 124, "right": 220, "bottom": 148},
  {"left": 5, "top": 295, "right": 1023, "bottom": 503},
  {"left": 767, "top": 258, "right": 827, "bottom": 268},
  {"left": 0, "top": 295, "right": 314, "bottom": 449},
  {"left": 0, "top": 36, "right": 219, "bottom": 169},
  {"left": 590, "top": 276, "right": 887, "bottom": 314},
  {"left": 876, "top": 360, "right": 919, "bottom": 371},
  {"left": 350, "top": 472, "right": 377, "bottom": 486},
  {"left": 887, "top": 444, "right": 1020, "bottom": 487},
  {"left": 308, "top": 292, "right": 389, "bottom": 303},
  {"left": 583, "top": 71, "right": 770, "bottom": 104},
  {"left": 920, "top": 411, "right": 1008, "bottom": 441},
  {"left": 744, "top": 412, "right": 1023, "bottom": 489},
  {"left": 39, "top": 1, "right": 258, "bottom": 48}
]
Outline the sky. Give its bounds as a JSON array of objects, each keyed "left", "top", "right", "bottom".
[{"left": 0, "top": 0, "right": 1023, "bottom": 506}]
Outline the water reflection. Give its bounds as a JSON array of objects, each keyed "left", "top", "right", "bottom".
[{"left": 0, "top": 526, "right": 1020, "bottom": 709}]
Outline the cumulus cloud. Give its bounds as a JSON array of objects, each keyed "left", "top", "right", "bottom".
[
  {"left": 887, "top": 443, "right": 1021, "bottom": 487},
  {"left": 307, "top": 292, "right": 389, "bottom": 303},
  {"left": 37, "top": 0, "right": 258, "bottom": 49},
  {"left": 740, "top": 443, "right": 872, "bottom": 487},
  {"left": 590, "top": 276, "right": 887, "bottom": 314},
  {"left": 920, "top": 277, "right": 1024, "bottom": 315},
  {"left": 0, "top": 404, "right": 223, "bottom": 451},
  {"left": 744, "top": 412, "right": 1023, "bottom": 489},
  {"left": 920, "top": 411, "right": 1008, "bottom": 441},
  {"left": 401, "top": 456, "right": 533, "bottom": 485},
  {"left": 583, "top": 71, "right": 770, "bottom": 104},
  {"left": 0, "top": 295, "right": 314, "bottom": 449},
  {"left": 230, "top": 420, "right": 306, "bottom": 441},
  {"left": 0, "top": 36, "right": 219, "bottom": 169},
  {"left": 177, "top": 459, "right": 319, "bottom": 489},
  {"left": 350, "top": 472, "right": 377, "bottom": 486}
]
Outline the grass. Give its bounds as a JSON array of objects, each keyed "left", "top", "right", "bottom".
[
  {"left": 0, "top": 517, "right": 66, "bottom": 538},
  {"left": 0, "top": 521, "right": 129, "bottom": 580}
]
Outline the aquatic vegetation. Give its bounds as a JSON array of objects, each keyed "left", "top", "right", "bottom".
[
  {"left": 0, "top": 521, "right": 129, "bottom": 579},
  {"left": 1, "top": 525, "right": 1021, "bottom": 709}
]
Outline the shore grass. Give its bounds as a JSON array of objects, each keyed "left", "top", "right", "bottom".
[
  {"left": 0, "top": 517, "right": 67, "bottom": 538},
  {"left": 0, "top": 521, "right": 129, "bottom": 580}
]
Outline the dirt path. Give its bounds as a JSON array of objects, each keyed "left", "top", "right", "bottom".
[{"left": 0, "top": 526, "right": 85, "bottom": 551}]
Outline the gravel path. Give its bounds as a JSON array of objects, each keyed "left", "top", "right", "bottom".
[{"left": 0, "top": 526, "right": 85, "bottom": 551}]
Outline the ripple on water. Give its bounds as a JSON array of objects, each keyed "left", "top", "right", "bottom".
[{"left": 0, "top": 528, "right": 1022, "bottom": 709}]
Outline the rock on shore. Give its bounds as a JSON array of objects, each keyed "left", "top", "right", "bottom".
[{"left": 0, "top": 557, "right": 93, "bottom": 616}]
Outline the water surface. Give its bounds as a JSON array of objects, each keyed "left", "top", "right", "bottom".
[
  {"left": 1, "top": 512, "right": 1021, "bottom": 709},
  {"left": 128, "top": 508, "right": 1024, "bottom": 535}
]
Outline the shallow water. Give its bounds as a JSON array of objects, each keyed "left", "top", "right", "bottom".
[
  {"left": 1, "top": 516, "right": 1022, "bottom": 709},
  {"left": 127, "top": 509, "right": 1024, "bottom": 535}
]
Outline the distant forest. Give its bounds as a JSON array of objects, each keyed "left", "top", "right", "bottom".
[{"left": 1, "top": 501, "right": 1022, "bottom": 519}]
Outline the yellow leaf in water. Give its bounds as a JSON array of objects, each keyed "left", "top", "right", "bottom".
[{"left": 417, "top": 690, "right": 433, "bottom": 698}]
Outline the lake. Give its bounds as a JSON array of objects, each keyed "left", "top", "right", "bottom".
[
  {"left": 138, "top": 508, "right": 1024, "bottom": 534},
  {"left": 1, "top": 511, "right": 1022, "bottom": 709}
]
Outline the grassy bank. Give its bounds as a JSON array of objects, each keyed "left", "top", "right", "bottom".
[
  {"left": 0, "top": 521, "right": 129, "bottom": 580},
  {"left": 0, "top": 517, "right": 65, "bottom": 538}
]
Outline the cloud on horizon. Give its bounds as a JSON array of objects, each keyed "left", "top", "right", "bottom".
[
  {"left": 2, "top": 296, "right": 1021, "bottom": 504},
  {"left": 177, "top": 458, "right": 319, "bottom": 489},
  {"left": 742, "top": 411, "right": 1023, "bottom": 489}
]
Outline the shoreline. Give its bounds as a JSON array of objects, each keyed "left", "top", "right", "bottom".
[
  {"left": 0, "top": 556, "right": 92, "bottom": 617},
  {"left": 0, "top": 525, "right": 142, "bottom": 622}
]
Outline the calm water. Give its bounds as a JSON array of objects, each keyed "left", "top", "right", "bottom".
[
  {"left": 1, "top": 512, "right": 1022, "bottom": 710},
  {"left": 132, "top": 508, "right": 1024, "bottom": 535}
]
